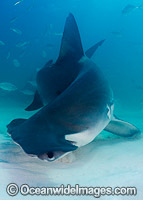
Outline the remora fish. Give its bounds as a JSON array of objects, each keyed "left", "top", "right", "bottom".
[
  {"left": 0, "top": 40, "right": 5, "bottom": 46},
  {"left": 0, "top": 82, "right": 17, "bottom": 91},
  {"left": 7, "top": 14, "right": 140, "bottom": 162},
  {"left": 122, "top": 4, "right": 141, "bottom": 14},
  {"left": 13, "top": 59, "right": 21, "bottom": 67},
  {"left": 16, "top": 41, "right": 29, "bottom": 48},
  {"left": 10, "top": 28, "right": 22, "bottom": 35},
  {"left": 14, "top": 0, "right": 23, "bottom": 6}
]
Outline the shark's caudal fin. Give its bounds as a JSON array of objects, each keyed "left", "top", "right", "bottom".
[
  {"left": 25, "top": 90, "right": 43, "bottom": 111},
  {"left": 56, "top": 13, "right": 84, "bottom": 63},
  {"left": 104, "top": 116, "right": 140, "bottom": 137},
  {"left": 85, "top": 39, "right": 105, "bottom": 59}
]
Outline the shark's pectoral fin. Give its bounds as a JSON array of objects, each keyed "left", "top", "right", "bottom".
[
  {"left": 104, "top": 117, "right": 140, "bottom": 137},
  {"left": 85, "top": 39, "right": 105, "bottom": 59},
  {"left": 56, "top": 13, "right": 84, "bottom": 63},
  {"left": 25, "top": 90, "right": 43, "bottom": 111},
  {"left": 7, "top": 118, "right": 27, "bottom": 135}
]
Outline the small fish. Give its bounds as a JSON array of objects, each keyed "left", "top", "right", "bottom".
[
  {"left": 0, "top": 82, "right": 17, "bottom": 91},
  {"left": 122, "top": 4, "right": 139, "bottom": 14},
  {"left": 10, "top": 17, "right": 18, "bottom": 24},
  {"left": 0, "top": 40, "right": 5, "bottom": 46},
  {"left": 26, "top": 2, "right": 34, "bottom": 12},
  {"left": 45, "top": 43, "right": 54, "bottom": 48},
  {"left": 111, "top": 31, "right": 122, "bottom": 38},
  {"left": 6, "top": 52, "right": 11, "bottom": 60},
  {"left": 14, "top": 0, "right": 23, "bottom": 6},
  {"left": 19, "top": 50, "right": 26, "bottom": 58},
  {"left": 42, "top": 50, "right": 47, "bottom": 58},
  {"left": 50, "top": 24, "right": 53, "bottom": 30},
  {"left": 10, "top": 28, "right": 22, "bottom": 35},
  {"left": 27, "top": 81, "right": 37, "bottom": 87},
  {"left": 21, "top": 89, "right": 35, "bottom": 96},
  {"left": 16, "top": 41, "right": 29, "bottom": 48},
  {"left": 54, "top": 32, "right": 63, "bottom": 36},
  {"left": 136, "top": 85, "right": 143, "bottom": 90},
  {"left": 13, "top": 59, "right": 21, "bottom": 67}
]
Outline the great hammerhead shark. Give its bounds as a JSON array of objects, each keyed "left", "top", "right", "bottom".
[{"left": 7, "top": 14, "right": 140, "bottom": 161}]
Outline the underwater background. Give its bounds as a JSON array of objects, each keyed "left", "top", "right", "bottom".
[{"left": 0, "top": 0, "right": 143, "bottom": 199}]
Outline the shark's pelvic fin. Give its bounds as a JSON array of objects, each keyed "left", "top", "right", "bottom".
[
  {"left": 104, "top": 116, "right": 140, "bottom": 137},
  {"left": 25, "top": 90, "right": 43, "bottom": 111},
  {"left": 85, "top": 39, "right": 105, "bottom": 59},
  {"left": 57, "top": 13, "right": 84, "bottom": 63}
]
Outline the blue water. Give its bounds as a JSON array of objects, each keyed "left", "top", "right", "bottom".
[{"left": 0, "top": 0, "right": 143, "bottom": 199}]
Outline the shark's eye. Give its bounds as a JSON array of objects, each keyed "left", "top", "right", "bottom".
[{"left": 47, "top": 152, "right": 54, "bottom": 159}]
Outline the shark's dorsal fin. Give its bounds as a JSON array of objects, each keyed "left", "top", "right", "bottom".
[
  {"left": 85, "top": 39, "right": 105, "bottom": 59},
  {"left": 25, "top": 90, "right": 43, "bottom": 111},
  {"left": 57, "top": 13, "right": 84, "bottom": 63}
]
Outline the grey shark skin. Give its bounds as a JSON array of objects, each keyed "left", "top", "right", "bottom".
[{"left": 7, "top": 14, "right": 140, "bottom": 162}]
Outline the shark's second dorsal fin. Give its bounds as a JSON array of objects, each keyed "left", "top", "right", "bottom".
[{"left": 57, "top": 13, "right": 84, "bottom": 63}]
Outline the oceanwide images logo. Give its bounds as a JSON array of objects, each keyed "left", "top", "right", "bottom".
[
  {"left": 6, "top": 183, "right": 19, "bottom": 196},
  {"left": 6, "top": 183, "right": 137, "bottom": 198}
]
